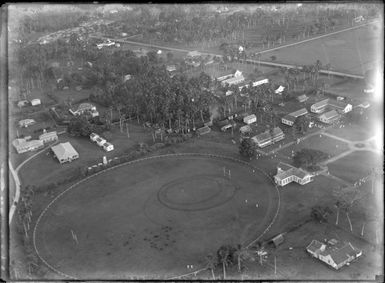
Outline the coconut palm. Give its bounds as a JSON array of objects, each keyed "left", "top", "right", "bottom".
[
  {"left": 205, "top": 254, "right": 217, "bottom": 280},
  {"left": 234, "top": 244, "right": 254, "bottom": 273}
]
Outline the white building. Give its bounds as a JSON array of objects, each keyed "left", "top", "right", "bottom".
[
  {"left": 12, "top": 138, "right": 44, "bottom": 154},
  {"left": 31, "top": 99, "right": 41, "bottom": 106},
  {"left": 39, "top": 131, "right": 58, "bottom": 143},
  {"left": 318, "top": 110, "right": 340, "bottom": 124},
  {"left": 252, "top": 78, "right": 269, "bottom": 87},
  {"left": 96, "top": 137, "right": 107, "bottom": 147},
  {"left": 251, "top": 127, "right": 285, "bottom": 148},
  {"left": 310, "top": 99, "right": 329, "bottom": 113},
  {"left": 103, "top": 142, "right": 114, "bottom": 152},
  {"left": 51, "top": 142, "right": 79, "bottom": 164},
  {"left": 274, "top": 162, "right": 313, "bottom": 186},
  {"left": 90, "top": 133, "right": 100, "bottom": 142},
  {"left": 18, "top": 119, "right": 36, "bottom": 128},
  {"left": 243, "top": 114, "right": 257, "bottom": 125},
  {"left": 17, "top": 100, "right": 29, "bottom": 108},
  {"left": 306, "top": 239, "right": 362, "bottom": 270}
]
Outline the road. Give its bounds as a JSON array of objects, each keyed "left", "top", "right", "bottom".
[
  {"left": 91, "top": 19, "right": 377, "bottom": 79},
  {"left": 8, "top": 141, "right": 59, "bottom": 225}
]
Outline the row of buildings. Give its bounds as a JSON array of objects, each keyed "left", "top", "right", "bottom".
[
  {"left": 12, "top": 131, "right": 58, "bottom": 154},
  {"left": 90, "top": 133, "right": 114, "bottom": 152}
]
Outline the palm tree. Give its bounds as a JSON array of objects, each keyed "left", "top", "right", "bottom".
[
  {"left": 205, "top": 254, "right": 217, "bottom": 280},
  {"left": 234, "top": 244, "right": 254, "bottom": 273},
  {"left": 217, "top": 245, "right": 232, "bottom": 279}
]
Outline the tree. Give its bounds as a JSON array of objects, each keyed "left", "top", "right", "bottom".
[
  {"left": 67, "top": 116, "right": 93, "bottom": 137},
  {"left": 234, "top": 244, "right": 254, "bottom": 273},
  {"left": 311, "top": 205, "right": 332, "bottom": 223},
  {"left": 217, "top": 245, "right": 235, "bottom": 279},
  {"left": 270, "top": 55, "right": 277, "bottom": 61},
  {"left": 293, "top": 148, "right": 329, "bottom": 169},
  {"left": 293, "top": 115, "right": 310, "bottom": 134},
  {"left": 239, "top": 138, "right": 256, "bottom": 159},
  {"left": 205, "top": 254, "right": 217, "bottom": 280}
]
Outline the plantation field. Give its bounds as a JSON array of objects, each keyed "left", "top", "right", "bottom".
[
  {"left": 260, "top": 22, "right": 382, "bottom": 76},
  {"left": 33, "top": 155, "right": 279, "bottom": 279}
]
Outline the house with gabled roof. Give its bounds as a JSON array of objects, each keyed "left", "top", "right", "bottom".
[
  {"left": 274, "top": 162, "right": 313, "bottom": 186},
  {"left": 251, "top": 127, "right": 285, "bottom": 148},
  {"left": 281, "top": 108, "right": 308, "bottom": 126},
  {"left": 318, "top": 109, "right": 340, "bottom": 124},
  {"left": 51, "top": 142, "right": 79, "bottom": 164},
  {"left": 306, "top": 239, "right": 362, "bottom": 270}
]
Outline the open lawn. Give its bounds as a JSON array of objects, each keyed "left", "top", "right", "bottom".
[
  {"left": 260, "top": 22, "right": 382, "bottom": 76},
  {"left": 33, "top": 155, "right": 278, "bottom": 279},
  {"left": 279, "top": 134, "right": 350, "bottom": 158},
  {"left": 328, "top": 150, "right": 382, "bottom": 183},
  {"left": 326, "top": 123, "right": 374, "bottom": 142}
]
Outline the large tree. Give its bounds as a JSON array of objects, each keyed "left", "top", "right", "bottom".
[{"left": 239, "top": 138, "right": 256, "bottom": 159}]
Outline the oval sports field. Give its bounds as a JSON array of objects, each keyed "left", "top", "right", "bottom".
[{"left": 33, "top": 154, "right": 280, "bottom": 279}]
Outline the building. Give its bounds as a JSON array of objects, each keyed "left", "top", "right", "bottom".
[
  {"left": 275, "top": 85, "right": 285, "bottom": 94},
  {"left": 310, "top": 99, "right": 329, "bottom": 113},
  {"left": 252, "top": 78, "right": 269, "bottom": 87},
  {"left": 311, "top": 99, "right": 352, "bottom": 114},
  {"left": 96, "top": 137, "right": 107, "bottom": 147},
  {"left": 186, "top": 50, "right": 201, "bottom": 59},
  {"left": 243, "top": 114, "right": 257, "bottom": 125},
  {"left": 90, "top": 133, "right": 100, "bottom": 142},
  {"left": 51, "top": 142, "right": 79, "bottom": 164},
  {"left": 70, "top": 103, "right": 99, "bottom": 117},
  {"left": 239, "top": 125, "right": 252, "bottom": 134},
  {"left": 318, "top": 109, "right": 340, "bottom": 124},
  {"left": 306, "top": 239, "right": 362, "bottom": 270},
  {"left": 221, "top": 70, "right": 245, "bottom": 86},
  {"left": 297, "top": 94, "right": 308, "bottom": 102},
  {"left": 166, "top": 65, "right": 177, "bottom": 72},
  {"left": 31, "top": 99, "right": 41, "bottom": 106},
  {"left": 251, "top": 127, "right": 285, "bottom": 148},
  {"left": 328, "top": 101, "right": 353, "bottom": 114},
  {"left": 18, "top": 119, "right": 36, "bottom": 128},
  {"left": 17, "top": 100, "right": 29, "bottom": 108},
  {"left": 221, "top": 124, "right": 233, "bottom": 132},
  {"left": 274, "top": 162, "right": 313, "bottom": 186},
  {"left": 12, "top": 138, "right": 44, "bottom": 154},
  {"left": 281, "top": 114, "right": 297, "bottom": 126},
  {"left": 103, "top": 142, "right": 114, "bottom": 152},
  {"left": 196, "top": 126, "right": 211, "bottom": 135},
  {"left": 39, "top": 131, "right": 58, "bottom": 143},
  {"left": 270, "top": 234, "right": 285, "bottom": 247},
  {"left": 281, "top": 108, "right": 308, "bottom": 126},
  {"left": 358, "top": 101, "right": 370, "bottom": 109}
]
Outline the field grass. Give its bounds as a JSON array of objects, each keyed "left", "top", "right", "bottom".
[
  {"left": 279, "top": 134, "right": 350, "bottom": 158},
  {"left": 326, "top": 124, "right": 374, "bottom": 142},
  {"left": 327, "top": 150, "right": 381, "bottom": 183},
  {"left": 260, "top": 22, "right": 382, "bottom": 75},
  {"left": 33, "top": 155, "right": 278, "bottom": 279}
]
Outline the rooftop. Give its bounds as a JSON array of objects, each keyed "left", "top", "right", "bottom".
[
  {"left": 319, "top": 109, "right": 339, "bottom": 120},
  {"left": 290, "top": 108, "right": 308, "bottom": 117}
]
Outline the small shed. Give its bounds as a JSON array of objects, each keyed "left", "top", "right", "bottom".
[
  {"left": 243, "top": 114, "right": 257, "bottom": 125},
  {"left": 271, "top": 234, "right": 284, "bottom": 247},
  {"left": 196, "top": 126, "right": 211, "bottom": 135},
  {"left": 17, "top": 100, "right": 29, "bottom": 108},
  {"left": 297, "top": 94, "right": 308, "bottom": 103},
  {"left": 31, "top": 98, "right": 41, "bottom": 106}
]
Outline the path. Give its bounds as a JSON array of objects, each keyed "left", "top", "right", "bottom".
[{"left": 8, "top": 141, "right": 59, "bottom": 225}]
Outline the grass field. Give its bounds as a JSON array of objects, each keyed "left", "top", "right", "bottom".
[
  {"left": 260, "top": 22, "right": 382, "bottom": 75},
  {"left": 326, "top": 124, "right": 374, "bottom": 142},
  {"left": 33, "top": 155, "right": 278, "bottom": 279},
  {"left": 279, "top": 134, "right": 350, "bottom": 158},
  {"left": 327, "top": 150, "right": 381, "bottom": 183}
]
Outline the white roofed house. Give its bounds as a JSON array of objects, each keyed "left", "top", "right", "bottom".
[
  {"left": 251, "top": 127, "right": 285, "bottom": 148},
  {"left": 12, "top": 138, "right": 44, "bottom": 154},
  {"left": 310, "top": 99, "right": 329, "bottom": 113},
  {"left": 31, "top": 99, "right": 41, "bottom": 106},
  {"left": 103, "top": 142, "right": 114, "bottom": 152},
  {"left": 70, "top": 103, "right": 99, "bottom": 118},
  {"left": 17, "top": 100, "right": 29, "bottom": 108},
  {"left": 318, "top": 110, "right": 340, "bottom": 124},
  {"left": 51, "top": 142, "right": 79, "bottom": 164},
  {"left": 328, "top": 100, "right": 353, "bottom": 114},
  {"left": 243, "top": 114, "right": 257, "bottom": 125},
  {"left": 306, "top": 239, "right": 362, "bottom": 270},
  {"left": 274, "top": 162, "right": 314, "bottom": 186},
  {"left": 18, "top": 119, "right": 36, "bottom": 128},
  {"left": 281, "top": 108, "right": 308, "bottom": 126},
  {"left": 39, "top": 131, "right": 58, "bottom": 144},
  {"left": 186, "top": 50, "right": 201, "bottom": 59},
  {"left": 297, "top": 94, "right": 308, "bottom": 102},
  {"left": 221, "top": 70, "right": 245, "bottom": 86}
]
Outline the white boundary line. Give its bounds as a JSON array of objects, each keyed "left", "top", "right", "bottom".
[{"left": 33, "top": 153, "right": 281, "bottom": 280}]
